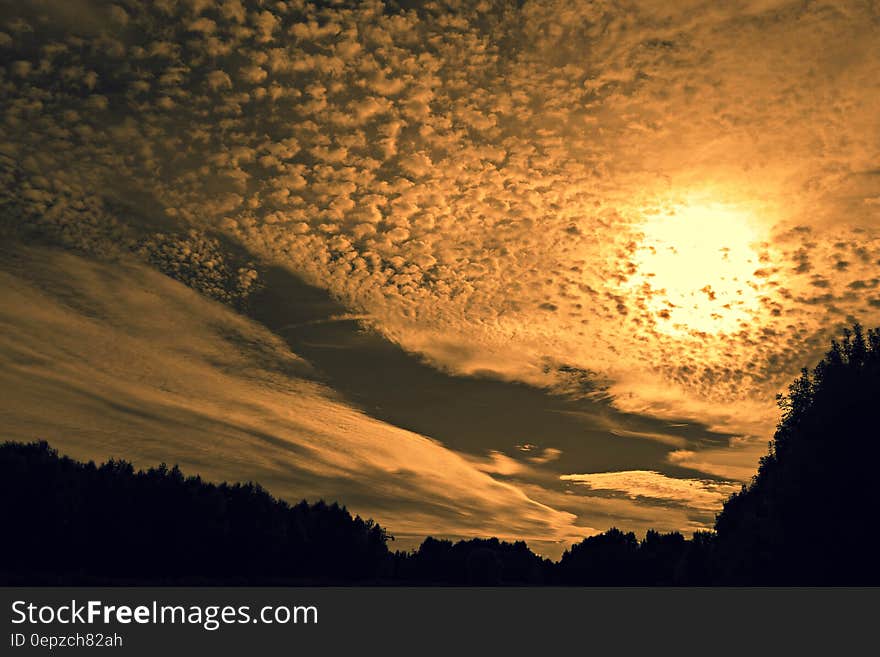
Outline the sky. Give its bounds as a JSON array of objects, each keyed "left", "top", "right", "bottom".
[{"left": 1, "top": 0, "right": 879, "bottom": 557}]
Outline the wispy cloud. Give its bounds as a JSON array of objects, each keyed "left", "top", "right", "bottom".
[
  {"left": 560, "top": 471, "right": 741, "bottom": 511},
  {"left": 666, "top": 437, "right": 767, "bottom": 483}
]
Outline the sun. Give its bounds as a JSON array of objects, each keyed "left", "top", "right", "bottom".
[{"left": 627, "top": 201, "right": 766, "bottom": 335}]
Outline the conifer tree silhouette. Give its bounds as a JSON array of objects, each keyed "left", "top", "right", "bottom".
[{"left": 714, "top": 324, "right": 880, "bottom": 584}]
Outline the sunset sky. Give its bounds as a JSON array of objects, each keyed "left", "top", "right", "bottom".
[{"left": 2, "top": 0, "right": 879, "bottom": 557}]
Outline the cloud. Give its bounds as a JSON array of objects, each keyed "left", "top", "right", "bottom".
[
  {"left": 516, "top": 480, "right": 724, "bottom": 543},
  {"left": 560, "top": 471, "right": 741, "bottom": 512},
  {"left": 666, "top": 437, "right": 767, "bottom": 483},
  {"left": 528, "top": 447, "right": 562, "bottom": 465},
  {"left": 466, "top": 450, "right": 529, "bottom": 477}
]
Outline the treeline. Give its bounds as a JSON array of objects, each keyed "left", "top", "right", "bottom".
[
  {"left": 0, "top": 440, "right": 700, "bottom": 585},
  {"left": 3, "top": 324, "right": 879, "bottom": 585},
  {"left": 391, "top": 529, "right": 715, "bottom": 585},
  {"left": 0, "top": 440, "right": 731, "bottom": 585},
  {"left": 0, "top": 441, "right": 389, "bottom": 584}
]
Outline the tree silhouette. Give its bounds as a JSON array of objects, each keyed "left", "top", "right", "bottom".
[
  {"left": 393, "top": 537, "right": 550, "bottom": 585},
  {"left": 556, "top": 528, "right": 640, "bottom": 585},
  {"left": 714, "top": 324, "right": 880, "bottom": 584},
  {"left": 0, "top": 441, "right": 390, "bottom": 584}
]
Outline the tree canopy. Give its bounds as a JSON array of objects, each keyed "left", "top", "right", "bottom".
[{"left": 714, "top": 324, "right": 880, "bottom": 584}]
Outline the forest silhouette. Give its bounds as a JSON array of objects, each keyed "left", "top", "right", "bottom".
[{"left": 2, "top": 325, "right": 878, "bottom": 585}]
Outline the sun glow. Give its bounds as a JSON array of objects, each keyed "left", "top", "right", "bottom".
[{"left": 628, "top": 201, "right": 766, "bottom": 335}]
